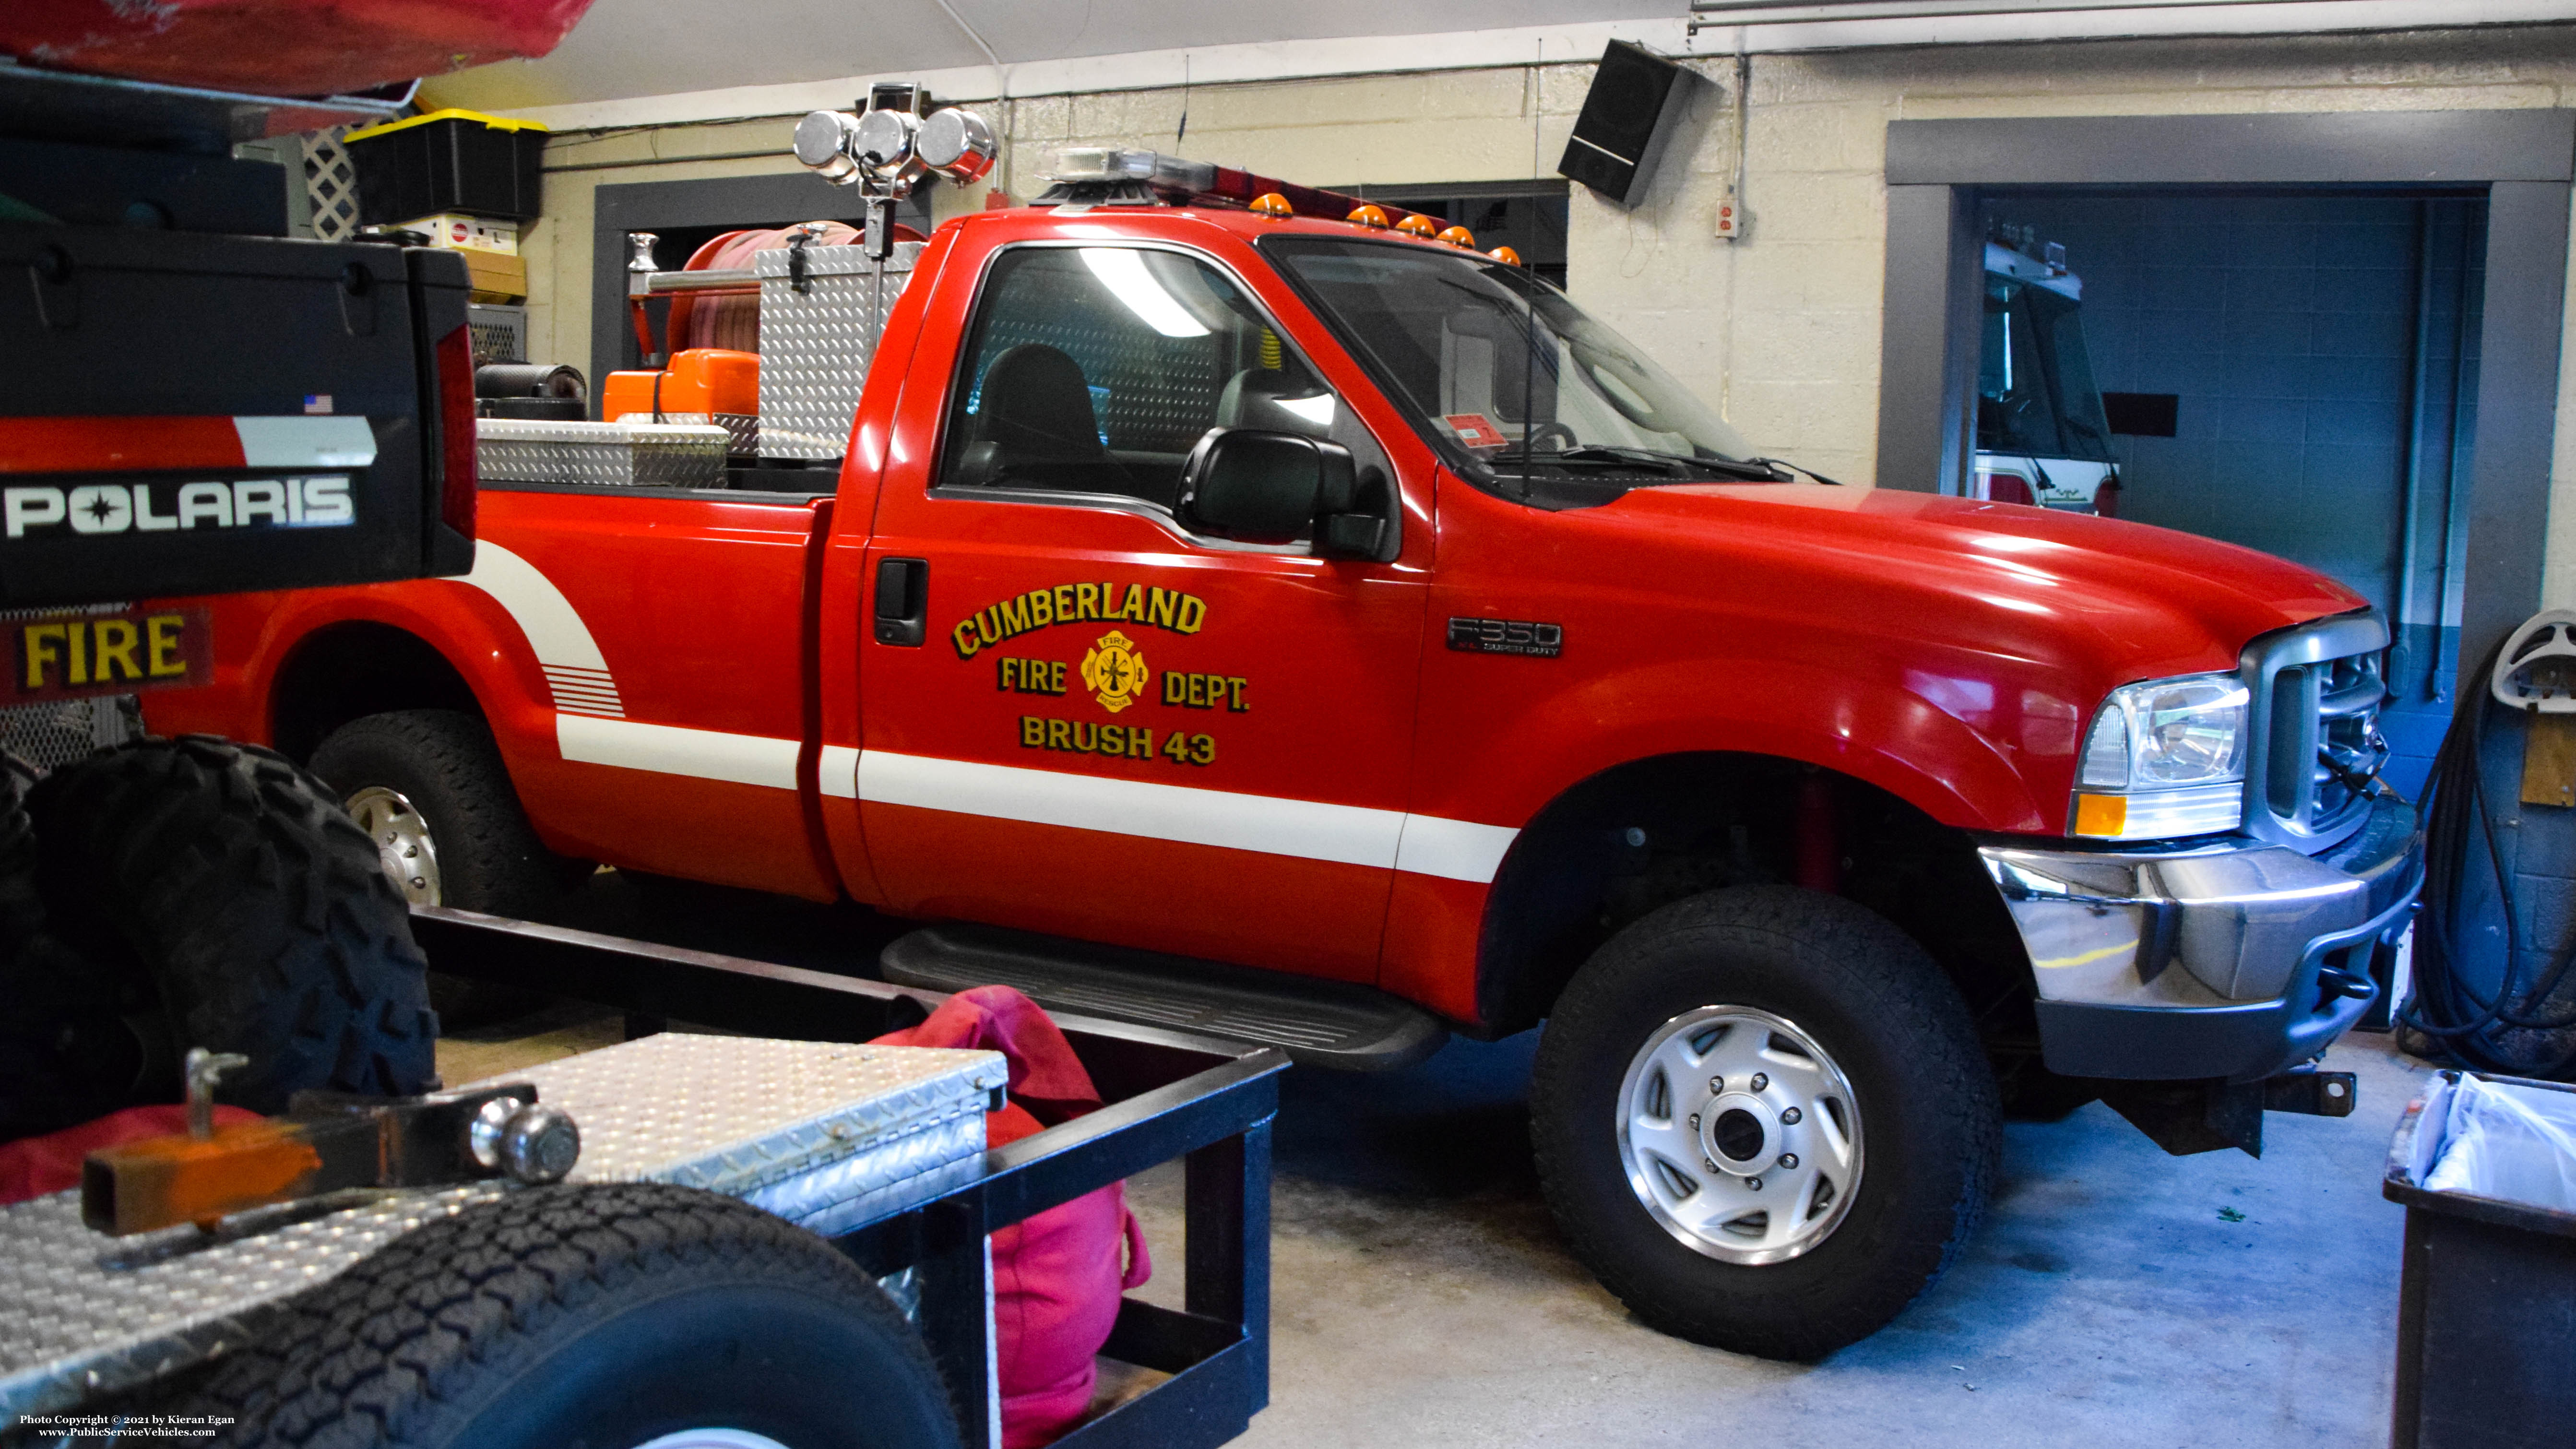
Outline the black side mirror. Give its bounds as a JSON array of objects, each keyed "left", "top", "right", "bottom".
[{"left": 1177, "top": 428, "right": 1387, "bottom": 559}]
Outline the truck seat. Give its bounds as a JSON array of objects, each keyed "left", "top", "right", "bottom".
[{"left": 953, "top": 344, "right": 1143, "bottom": 501}]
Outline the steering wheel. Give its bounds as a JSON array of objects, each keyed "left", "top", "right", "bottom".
[{"left": 1524, "top": 422, "right": 1579, "bottom": 452}]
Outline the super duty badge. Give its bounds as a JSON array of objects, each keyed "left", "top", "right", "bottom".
[{"left": 1448, "top": 617, "right": 1563, "bottom": 658}]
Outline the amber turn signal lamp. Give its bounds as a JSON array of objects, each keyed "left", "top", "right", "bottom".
[
  {"left": 1251, "top": 192, "right": 1294, "bottom": 219},
  {"left": 1436, "top": 225, "right": 1476, "bottom": 248},
  {"left": 1395, "top": 214, "right": 1437, "bottom": 238},
  {"left": 1346, "top": 204, "right": 1389, "bottom": 228},
  {"left": 2071, "top": 794, "right": 2129, "bottom": 838},
  {"left": 1487, "top": 244, "right": 1523, "bottom": 266}
]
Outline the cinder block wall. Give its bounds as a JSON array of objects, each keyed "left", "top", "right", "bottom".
[{"left": 490, "top": 22, "right": 2576, "bottom": 601}]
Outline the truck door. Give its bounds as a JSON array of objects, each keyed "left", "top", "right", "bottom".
[{"left": 857, "top": 240, "right": 1425, "bottom": 983}]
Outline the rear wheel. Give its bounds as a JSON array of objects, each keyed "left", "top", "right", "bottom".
[
  {"left": 310, "top": 709, "right": 574, "bottom": 919},
  {"left": 312, "top": 710, "right": 580, "bottom": 1025},
  {"left": 180, "top": 1181, "right": 964, "bottom": 1449},
  {"left": 1530, "top": 884, "right": 1999, "bottom": 1360},
  {"left": 27, "top": 736, "right": 436, "bottom": 1114}
]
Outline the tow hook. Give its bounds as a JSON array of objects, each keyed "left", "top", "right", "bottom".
[{"left": 2263, "top": 1066, "right": 2358, "bottom": 1119}]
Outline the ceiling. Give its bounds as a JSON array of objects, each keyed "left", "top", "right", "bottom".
[{"left": 421, "top": 0, "right": 1684, "bottom": 112}]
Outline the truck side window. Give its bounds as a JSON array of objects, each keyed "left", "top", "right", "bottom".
[{"left": 939, "top": 245, "right": 1380, "bottom": 525}]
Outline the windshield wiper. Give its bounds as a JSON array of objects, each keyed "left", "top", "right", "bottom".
[
  {"left": 1537, "top": 446, "right": 1786, "bottom": 482},
  {"left": 1747, "top": 456, "right": 1845, "bottom": 487}
]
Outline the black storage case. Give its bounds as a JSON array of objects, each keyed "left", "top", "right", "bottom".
[
  {"left": 347, "top": 111, "right": 546, "bottom": 225},
  {"left": 0, "top": 222, "right": 476, "bottom": 606},
  {"left": 2383, "top": 1071, "right": 2576, "bottom": 1449}
]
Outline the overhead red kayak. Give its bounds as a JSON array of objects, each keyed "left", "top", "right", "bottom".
[{"left": 1, "top": 0, "right": 595, "bottom": 98}]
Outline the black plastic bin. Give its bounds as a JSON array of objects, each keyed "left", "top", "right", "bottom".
[
  {"left": 2383, "top": 1070, "right": 2576, "bottom": 1449},
  {"left": 344, "top": 107, "right": 547, "bottom": 225}
]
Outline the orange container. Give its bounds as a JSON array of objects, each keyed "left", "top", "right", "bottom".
[{"left": 601, "top": 347, "right": 760, "bottom": 421}]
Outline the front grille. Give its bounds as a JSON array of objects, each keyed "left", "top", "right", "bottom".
[{"left": 2242, "top": 611, "right": 2390, "bottom": 852}]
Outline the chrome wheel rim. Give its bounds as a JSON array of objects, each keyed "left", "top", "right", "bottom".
[
  {"left": 346, "top": 785, "right": 441, "bottom": 906},
  {"left": 1617, "top": 1005, "right": 1864, "bottom": 1265}
]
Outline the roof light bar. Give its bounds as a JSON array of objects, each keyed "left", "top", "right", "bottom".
[
  {"left": 1047, "top": 147, "right": 1219, "bottom": 194},
  {"left": 1033, "top": 146, "right": 1528, "bottom": 268}
]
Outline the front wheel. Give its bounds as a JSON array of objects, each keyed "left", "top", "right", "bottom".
[{"left": 1530, "top": 885, "right": 1999, "bottom": 1360}]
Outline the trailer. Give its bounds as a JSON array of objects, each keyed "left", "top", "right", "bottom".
[{"left": 2, "top": 907, "right": 1286, "bottom": 1449}]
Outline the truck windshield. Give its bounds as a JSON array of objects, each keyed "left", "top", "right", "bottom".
[
  {"left": 1261, "top": 237, "right": 1775, "bottom": 500},
  {"left": 1977, "top": 275, "right": 2114, "bottom": 464}
]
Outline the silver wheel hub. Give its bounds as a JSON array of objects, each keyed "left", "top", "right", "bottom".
[
  {"left": 1617, "top": 1005, "right": 1864, "bottom": 1265},
  {"left": 345, "top": 785, "right": 441, "bottom": 906}
]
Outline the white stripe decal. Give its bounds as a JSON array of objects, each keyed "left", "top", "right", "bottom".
[
  {"left": 454, "top": 542, "right": 611, "bottom": 670},
  {"left": 231, "top": 415, "right": 378, "bottom": 469},
  {"left": 558, "top": 714, "right": 800, "bottom": 789},
  {"left": 819, "top": 744, "right": 859, "bottom": 799},
  {"left": 1394, "top": 814, "right": 1522, "bottom": 884},
  {"left": 855, "top": 750, "right": 1516, "bottom": 883}
]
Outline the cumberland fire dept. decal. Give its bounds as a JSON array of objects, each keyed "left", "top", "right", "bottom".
[
  {"left": 963, "top": 581, "right": 1232, "bottom": 769},
  {"left": 951, "top": 581, "right": 1207, "bottom": 659},
  {"left": 1080, "top": 630, "right": 1149, "bottom": 713}
]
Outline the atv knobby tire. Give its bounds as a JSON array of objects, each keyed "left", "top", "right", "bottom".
[
  {"left": 1530, "top": 884, "right": 2000, "bottom": 1360},
  {"left": 178, "top": 1181, "right": 964, "bottom": 1449},
  {"left": 0, "top": 772, "right": 159, "bottom": 1138},
  {"left": 28, "top": 736, "right": 437, "bottom": 1114}
]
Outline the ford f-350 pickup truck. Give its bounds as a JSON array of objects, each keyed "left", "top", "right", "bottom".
[{"left": 148, "top": 139, "right": 2422, "bottom": 1360}]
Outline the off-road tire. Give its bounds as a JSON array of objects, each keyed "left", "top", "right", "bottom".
[
  {"left": 0, "top": 774, "right": 160, "bottom": 1139},
  {"left": 310, "top": 709, "right": 574, "bottom": 920},
  {"left": 1530, "top": 884, "right": 2000, "bottom": 1360},
  {"left": 28, "top": 736, "right": 436, "bottom": 1114},
  {"left": 178, "top": 1181, "right": 964, "bottom": 1449}
]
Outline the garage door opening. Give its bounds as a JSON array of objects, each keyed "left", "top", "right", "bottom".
[{"left": 1969, "top": 191, "right": 2488, "bottom": 796}]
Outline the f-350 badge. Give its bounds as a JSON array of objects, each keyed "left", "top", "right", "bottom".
[{"left": 1080, "top": 630, "right": 1150, "bottom": 713}]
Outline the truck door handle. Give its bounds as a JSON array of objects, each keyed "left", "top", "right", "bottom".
[{"left": 874, "top": 557, "right": 928, "bottom": 646}]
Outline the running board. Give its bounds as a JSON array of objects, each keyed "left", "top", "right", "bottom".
[{"left": 879, "top": 925, "right": 1447, "bottom": 1072}]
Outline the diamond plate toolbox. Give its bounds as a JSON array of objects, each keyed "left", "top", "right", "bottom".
[
  {"left": 476, "top": 416, "right": 730, "bottom": 487},
  {"left": 0, "top": 1035, "right": 1004, "bottom": 1419},
  {"left": 756, "top": 240, "right": 923, "bottom": 460}
]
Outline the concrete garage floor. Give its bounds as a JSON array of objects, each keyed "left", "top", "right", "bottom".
[
  {"left": 1127, "top": 1031, "right": 2422, "bottom": 1449},
  {"left": 465, "top": 874, "right": 2430, "bottom": 1448}
]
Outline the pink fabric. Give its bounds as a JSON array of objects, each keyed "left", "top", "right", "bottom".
[
  {"left": 0, "top": 1103, "right": 262, "bottom": 1205},
  {"left": 876, "top": 988, "right": 1151, "bottom": 1447}
]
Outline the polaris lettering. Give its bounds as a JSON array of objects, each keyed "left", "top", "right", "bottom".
[{"left": 2, "top": 475, "right": 354, "bottom": 540}]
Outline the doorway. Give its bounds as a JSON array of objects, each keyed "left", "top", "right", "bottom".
[{"left": 1969, "top": 191, "right": 2489, "bottom": 796}]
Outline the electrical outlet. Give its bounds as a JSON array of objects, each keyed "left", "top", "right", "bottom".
[{"left": 1714, "top": 193, "right": 1746, "bottom": 241}]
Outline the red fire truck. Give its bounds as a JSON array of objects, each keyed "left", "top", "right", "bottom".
[{"left": 144, "top": 114, "right": 2422, "bottom": 1360}]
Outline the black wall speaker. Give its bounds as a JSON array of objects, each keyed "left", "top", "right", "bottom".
[{"left": 1558, "top": 41, "right": 1698, "bottom": 210}]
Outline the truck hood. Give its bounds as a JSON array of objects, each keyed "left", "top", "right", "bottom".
[{"left": 1599, "top": 482, "right": 2368, "bottom": 679}]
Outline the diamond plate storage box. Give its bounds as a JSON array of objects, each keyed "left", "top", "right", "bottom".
[
  {"left": 477, "top": 416, "right": 730, "bottom": 488},
  {"left": 0, "top": 1035, "right": 1003, "bottom": 1419},
  {"left": 490, "top": 1033, "right": 1004, "bottom": 1237},
  {"left": 757, "top": 240, "right": 923, "bottom": 460}
]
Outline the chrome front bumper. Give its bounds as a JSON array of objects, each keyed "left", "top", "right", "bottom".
[{"left": 1977, "top": 794, "right": 2423, "bottom": 1082}]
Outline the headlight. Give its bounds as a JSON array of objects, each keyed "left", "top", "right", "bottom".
[{"left": 2070, "top": 673, "right": 2248, "bottom": 839}]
